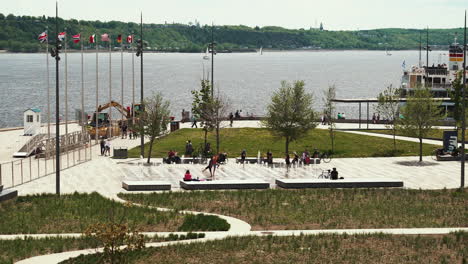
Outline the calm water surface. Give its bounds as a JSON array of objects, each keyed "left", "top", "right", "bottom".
[{"left": 0, "top": 50, "right": 447, "bottom": 127}]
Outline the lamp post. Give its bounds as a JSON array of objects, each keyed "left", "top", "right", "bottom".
[
  {"left": 50, "top": 2, "right": 62, "bottom": 195},
  {"left": 209, "top": 23, "right": 216, "bottom": 97},
  {"left": 136, "top": 13, "right": 144, "bottom": 158}
]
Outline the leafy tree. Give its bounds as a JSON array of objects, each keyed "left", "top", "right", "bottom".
[
  {"left": 262, "top": 80, "right": 317, "bottom": 154},
  {"left": 323, "top": 85, "right": 337, "bottom": 152},
  {"left": 398, "top": 86, "right": 444, "bottom": 162},
  {"left": 450, "top": 71, "right": 468, "bottom": 131},
  {"left": 133, "top": 93, "right": 171, "bottom": 164},
  {"left": 376, "top": 85, "right": 401, "bottom": 152}
]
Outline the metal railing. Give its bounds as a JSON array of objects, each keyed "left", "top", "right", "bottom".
[{"left": 0, "top": 142, "right": 92, "bottom": 189}]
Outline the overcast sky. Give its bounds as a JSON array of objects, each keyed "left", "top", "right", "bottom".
[{"left": 3, "top": 0, "right": 467, "bottom": 30}]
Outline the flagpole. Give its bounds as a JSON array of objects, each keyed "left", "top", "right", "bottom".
[
  {"left": 109, "top": 36, "right": 112, "bottom": 138},
  {"left": 46, "top": 28, "right": 51, "bottom": 140},
  {"left": 121, "top": 35, "right": 124, "bottom": 130},
  {"left": 461, "top": 10, "right": 467, "bottom": 190},
  {"left": 95, "top": 35, "right": 99, "bottom": 145},
  {"left": 80, "top": 31, "right": 85, "bottom": 134},
  {"left": 140, "top": 12, "right": 144, "bottom": 158},
  {"left": 132, "top": 34, "right": 135, "bottom": 130},
  {"left": 64, "top": 31, "right": 68, "bottom": 136}
]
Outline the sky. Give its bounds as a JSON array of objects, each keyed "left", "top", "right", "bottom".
[{"left": 2, "top": 0, "right": 467, "bottom": 30}]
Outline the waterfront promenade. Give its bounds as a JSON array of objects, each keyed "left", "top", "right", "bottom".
[{"left": 5, "top": 120, "right": 462, "bottom": 199}]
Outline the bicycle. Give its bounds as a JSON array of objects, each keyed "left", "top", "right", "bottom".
[
  {"left": 319, "top": 152, "right": 332, "bottom": 163},
  {"left": 318, "top": 170, "right": 331, "bottom": 179}
]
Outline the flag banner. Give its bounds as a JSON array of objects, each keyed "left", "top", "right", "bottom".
[
  {"left": 38, "top": 31, "right": 48, "bottom": 43},
  {"left": 72, "top": 34, "right": 80, "bottom": 43},
  {"left": 89, "top": 34, "right": 95, "bottom": 43},
  {"left": 126, "top": 35, "right": 133, "bottom": 43},
  {"left": 58, "top": 32, "right": 66, "bottom": 41},
  {"left": 117, "top": 34, "right": 122, "bottom": 43},
  {"left": 101, "top": 33, "right": 109, "bottom": 42}
]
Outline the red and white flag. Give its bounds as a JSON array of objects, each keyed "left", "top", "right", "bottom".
[
  {"left": 126, "top": 35, "right": 133, "bottom": 43},
  {"left": 72, "top": 34, "right": 80, "bottom": 43},
  {"left": 58, "top": 32, "right": 66, "bottom": 41},
  {"left": 101, "top": 33, "right": 109, "bottom": 42},
  {"left": 38, "top": 31, "right": 48, "bottom": 43},
  {"left": 89, "top": 34, "right": 95, "bottom": 43}
]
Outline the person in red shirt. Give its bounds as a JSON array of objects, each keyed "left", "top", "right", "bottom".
[{"left": 184, "top": 170, "right": 192, "bottom": 181}]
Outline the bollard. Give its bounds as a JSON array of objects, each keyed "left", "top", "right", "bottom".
[
  {"left": 11, "top": 161, "right": 14, "bottom": 187},
  {"left": 20, "top": 159, "right": 23, "bottom": 184},
  {"left": 29, "top": 156, "right": 32, "bottom": 182}
]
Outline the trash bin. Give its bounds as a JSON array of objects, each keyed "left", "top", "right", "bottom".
[
  {"left": 170, "top": 121, "right": 180, "bottom": 132},
  {"left": 113, "top": 147, "right": 128, "bottom": 159}
]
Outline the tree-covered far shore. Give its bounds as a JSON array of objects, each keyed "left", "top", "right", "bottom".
[{"left": 0, "top": 13, "right": 464, "bottom": 53}]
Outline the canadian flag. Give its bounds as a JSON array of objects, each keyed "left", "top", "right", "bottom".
[
  {"left": 89, "top": 34, "right": 95, "bottom": 43},
  {"left": 72, "top": 34, "right": 80, "bottom": 43},
  {"left": 126, "top": 35, "right": 133, "bottom": 43},
  {"left": 58, "top": 32, "right": 66, "bottom": 41}
]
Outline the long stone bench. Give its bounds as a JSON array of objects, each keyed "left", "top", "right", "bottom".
[
  {"left": 122, "top": 181, "right": 171, "bottom": 191},
  {"left": 0, "top": 187, "right": 18, "bottom": 202},
  {"left": 276, "top": 178, "right": 404, "bottom": 189},
  {"left": 180, "top": 180, "right": 270, "bottom": 190}
]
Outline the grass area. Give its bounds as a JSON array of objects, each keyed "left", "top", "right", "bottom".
[
  {"left": 0, "top": 233, "right": 205, "bottom": 264},
  {"left": 61, "top": 232, "right": 468, "bottom": 264},
  {"left": 366, "top": 128, "right": 468, "bottom": 141},
  {"left": 128, "top": 128, "right": 437, "bottom": 158},
  {"left": 0, "top": 192, "right": 228, "bottom": 234},
  {"left": 119, "top": 189, "right": 468, "bottom": 230}
]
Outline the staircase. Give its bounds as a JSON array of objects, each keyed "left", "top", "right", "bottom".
[{"left": 13, "top": 134, "right": 48, "bottom": 158}]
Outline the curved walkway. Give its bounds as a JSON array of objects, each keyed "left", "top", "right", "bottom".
[{"left": 13, "top": 194, "right": 468, "bottom": 264}]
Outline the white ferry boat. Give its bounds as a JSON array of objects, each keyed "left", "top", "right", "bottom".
[{"left": 401, "top": 39, "right": 467, "bottom": 116}]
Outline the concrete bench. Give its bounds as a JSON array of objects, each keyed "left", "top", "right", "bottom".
[
  {"left": 236, "top": 157, "right": 260, "bottom": 164},
  {"left": 276, "top": 178, "right": 404, "bottom": 189},
  {"left": 180, "top": 180, "right": 270, "bottom": 190},
  {"left": 0, "top": 188, "right": 18, "bottom": 202},
  {"left": 122, "top": 181, "right": 171, "bottom": 191}
]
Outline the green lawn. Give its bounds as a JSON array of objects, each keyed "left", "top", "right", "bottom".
[
  {"left": 119, "top": 189, "right": 468, "bottom": 230},
  {"left": 61, "top": 232, "right": 468, "bottom": 264},
  {"left": 128, "top": 128, "right": 438, "bottom": 158},
  {"left": 366, "top": 128, "right": 468, "bottom": 141},
  {"left": 0, "top": 192, "right": 228, "bottom": 234}
]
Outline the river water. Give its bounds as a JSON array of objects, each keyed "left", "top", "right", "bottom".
[{"left": 0, "top": 50, "right": 447, "bottom": 128}]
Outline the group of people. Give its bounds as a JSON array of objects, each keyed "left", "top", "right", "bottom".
[
  {"left": 165, "top": 150, "right": 181, "bottom": 164},
  {"left": 99, "top": 137, "right": 111, "bottom": 156}
]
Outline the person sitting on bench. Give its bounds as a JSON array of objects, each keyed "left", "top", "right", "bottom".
[
  {"left": 183, "top": 170, "right": 198, "bottom": 181},
  {"left": 331, "top": 168, "right": 338, "bottom": 180}
]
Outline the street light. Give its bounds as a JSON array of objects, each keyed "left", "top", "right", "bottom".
[{"left": 51, "top": 2, "right": 61, "bottom": 195}]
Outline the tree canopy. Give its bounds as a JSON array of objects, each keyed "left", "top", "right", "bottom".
[{"left": 0, "top": 13, "right": 465, "bottom": 52}]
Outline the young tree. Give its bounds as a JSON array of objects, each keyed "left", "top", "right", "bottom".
[
  {"left": 323, "top": 85, "right": 337, "bottom": 152},
  {"left": 212, "top": 90, "right": 230, "bottom": 154},
  {"left": 262, "top": 80, "right": 317, "bottom": 154},
  {"left": 376, "top": 85, "right": 401, "bottom": 152},
  {"left": 192, "top": 80, "right": 215, "bottom": 155},
  {"left": 398, "top": 86, "right": 444, "bottom": 162},
  {"left": 133, "top": 92, "right": 171, "bottom": 164}
]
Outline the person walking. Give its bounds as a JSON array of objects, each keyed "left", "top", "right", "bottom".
[
  {"left": 100, "top": 137, "right": 105, "bottom": 156},
  {"left": 285, "top": 153, "right": 290, "bottom": 168},
  {"left": 240, "top": 149, "right": 246, "bottom": 164},
  {"left": 104, "top": 139, "right": 111, "bottom": 157},
  {"left": 229, "top": 112, "right": 234, "bottom": 127},
  {"left": 191, "top": 115, "right": 197, "bottom": 128},
  {"left": 203, "top": 155, "right": 218, "bottom": 178}
]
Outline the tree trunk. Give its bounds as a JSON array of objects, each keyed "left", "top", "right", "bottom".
[
  {"left": 330, "top": 128, "right": 335, "bottom": 153},
  {"left": 393, "top": 128, "right": 396, "bottom": 151},
  {"left": 147, "top": 137, "right": 154, "bottom": 164},
  {"left": 419, "top": 137, "right": 423, "bottom": 162},
  {"left": 216, "top": 123, "right": 220, "bottom": 154},
  {"left": 203, "top": 129, "right": 208, "bottom": 155},
  {"left": 285, "top": 136, "right": 289, "bottom": 155}
]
